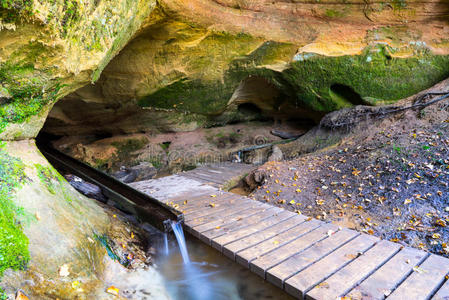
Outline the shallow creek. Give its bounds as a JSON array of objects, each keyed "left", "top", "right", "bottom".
[{"left": 153, "top": 231, "right": 294, "bottom": 300}]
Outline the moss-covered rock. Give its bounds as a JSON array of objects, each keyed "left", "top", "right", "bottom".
[
  {"left": 0, "top": 142, "right": 29, "bottom": 277},
  {"left": 0, "top": 0, "right": 157, "bottom": 140}
]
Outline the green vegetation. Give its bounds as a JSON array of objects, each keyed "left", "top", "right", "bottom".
[
  {"left": 111, "top": 138, "right": 147, "bottom": 160},
  {"left": 325, "top": 9, "right": 345, "bottom": 18},
  {"left": 0, "top": 0, "right": 33, "bottom": 22},
  {"left": 35, "top": 164, "right": 58, "bottom": 194},
  {"left": 283, "top": 45, "right": 449, "bottom": 112},
  {"left": 139, "top": 38, "right": 449, "bottom": 117},
  {"left": 0, "top": 288, "right": 6, "bottom": 300},
  {"left": 35, "top": 164, "right": 73, "bottom": 203},
  {"left": 0, "top": 52, "right": 63, "bottom": 133},
  {"left": 0, "top": 142, "right": 30, "bottom": 276}
]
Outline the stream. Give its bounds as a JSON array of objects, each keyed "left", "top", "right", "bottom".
[{"left": 154, "top": 225, "right": 294, "bottom": 300}]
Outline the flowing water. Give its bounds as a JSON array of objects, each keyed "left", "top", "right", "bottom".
[
  {"left": 163, "top": 233, "right": 169, "bottom": 256},
  {"left": 154, "top": 226, "right": 295, "bottom": 300},
  {"left": 170, "top": 221, "right": 190, "bottom": 264}
]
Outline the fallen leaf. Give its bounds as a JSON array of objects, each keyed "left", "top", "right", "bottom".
[
  {"left": 106, "top": 286, "right": 120, "bottom": 296},
  {"left": 316, "top": 199, "right": 325, "bottom": 206},
  {"left": 413, "top": 266, "right": 427, "bottom": 274},
  {"left": 404, "top": 199, "right": 412, "bottom": 205},
  {"left": 210, "top": 194, "right": 217, "bottom": 198},
  {"left": 209, "top": 203, "right": 215, "bottom": 208},
  {"left": 432, "top": 233, "right": 441, "bottom": 239}
]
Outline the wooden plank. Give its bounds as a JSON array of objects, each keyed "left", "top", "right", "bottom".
[
  {"left": 189, "top": 203, "right": 268, "bottom": 240},
  {"left": 222, "top": 215, "right": 307, "bottom": 260},
  {"left": 388, "top": 254, "right": 449, "bottom": 300},
  {"left": 181, "top": 171, "right": 225, "bottom": 183},
  {"left": 284, "top": 234, "right": 378, "bottom": 299},
  {"left": 199, "top": 206, "right": 282, "bottom": 243},
  {"left": 183, "top": 196, "right": 249, "bottom": 218},
  {"left": 185, "top": 202, "right": 264, "bottom": 230},
  {"left": 266, "top": 228, "right": 359, "bottom": 288},
  {"left": 250, "top": 223, "right": 339, "bottom": 278},
  {"left": 433, "top": 278, "right": 449, "bottom": 300},
  {"left": 169, "top": 193, "right": 233, "bottom": 211},
  {"left": 184, "top": 202, "right": 255, "bottom": 227},
  {"left": 211, "top": 210, "right": 296, "bottom": 251},
  {"left": 129, "top": 174, "right": 216, "bottom": 200},
  {"left": 183, "top": 196, "right": 249, "bottom": 219},
  {"left": 181, "top": 174, "right": 222, "bottom": 185},
  {"left": 235, "top": 219, "right": 323, "bottom": 267},
  {"left": 180, "top": 194, "right": 244, "bottom": 215},
  {"left": 347, "top": 247, "right": 428, "bottom": 300},
  {"left": 170, "top": 190, "right": 228, "bottom": 205},
  {"left": 306, "top": 239, "right": 401, "bottom": 300}
]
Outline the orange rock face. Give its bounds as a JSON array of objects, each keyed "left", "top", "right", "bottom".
[{"left": 161, "top": 0, "right": 449, "bottom": 55}]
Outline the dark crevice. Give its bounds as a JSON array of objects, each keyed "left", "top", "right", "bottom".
[{"left": 330, "top": 84, "right": 365, "bottom": 106}]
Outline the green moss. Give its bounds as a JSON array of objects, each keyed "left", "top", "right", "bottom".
[
  {"left": 283, "top": 46, "right": 449, "bottom": 112},
  {"left": 0, "top": 288, "right": 6, "bottom": 300},
  {"left": 0, "top": 142, "right": 30, "bottom": 276},
  {"left": 111, "top": 138, "right": 147, "bottom": 158},
  {"left": 0, "top": 0, "right": 33, "bottom": 22},
  {"left": 138, "top": 78, "right": 233, "bottom": 114},
  {"left": 0, "top": 45, "right": 63, "bottom": 134},
  {"left": 325, "top": 9, "right": 344, "bottom": 18},
  {"left": 148, "top": 158, "right": 163, "bottom": 169},
  {"left": 34, "top": 164, "right": 73, "bottom": 203},
  {"left": 35, "top": 164, "right": 57, "bottom": 194}
]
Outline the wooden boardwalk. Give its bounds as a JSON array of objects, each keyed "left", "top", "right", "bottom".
[{"left": 130, "top": 163, "right": 449, "bottom": 300}]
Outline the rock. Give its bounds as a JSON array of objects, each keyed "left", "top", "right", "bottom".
[
  {"left": 112, "top": 166, "right": 138, "bottom": 183},
  {"left": 64, "top": 174, "right": 107, "bottom": 202},
  {"left": 270, "top": 129, "right": 304, "bottom": 139},
  {"left": 244, "top": 170, "right": 267, "bottom": 190},
  {"left": 268, "top": 145, "right": 283, "bottom": 162},
  {"left": 130, "top": 162, "right": 157, "bottom": 181},
  {"left": 113, "top": 162, "right": 157, "bottom": 183}
]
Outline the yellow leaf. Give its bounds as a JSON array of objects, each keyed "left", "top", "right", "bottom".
[
  {"left": 273, "top": 240, "right": 279, "bottom": 245},
  {"left": 209, "top": 203, "right": 215, "bottom": 208},
  {"left": 289, "top": 200, "right": 295, "bottom": 205},
  {"left": 432, "top": 233, "right": 441, "bottom": 239},
  {"left": 404, "top": 199, "right": 412, "bottom": 205},
  {"left": 183, "top": 200, "right": 188, "bottom": 205},
  {"left": 296, "top": 189, "right": 302, "bottom": 193},
  {"left": 106, "top": 286, "right": 120, "bottom": 296},
  {"left": 352, "top": 168, "right": 361, "bottom": 176},
  {"left": 210, "top": 194, "right": 217, "bottom": 197},
  {"left": 215, "top": 226, "right": 221, "bottom": 229}
]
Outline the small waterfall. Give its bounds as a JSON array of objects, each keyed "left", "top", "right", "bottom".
[
  {"left": 163, "top": 233, "right": 169, "bottom": 256},
  {"left": 171, "top": 221, "right": 190, "bottom": 264}
]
